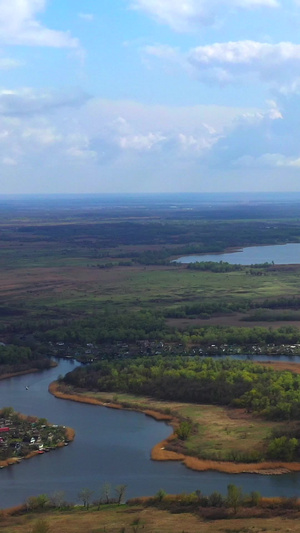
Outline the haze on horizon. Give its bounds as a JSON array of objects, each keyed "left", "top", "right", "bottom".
[{"left": 1, "top": 1, "right": 300, "bottom": 195}]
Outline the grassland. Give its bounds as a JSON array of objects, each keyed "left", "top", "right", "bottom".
[
  {"left": 2, "top": 200, "right": 300, "bottom": 339},
  {"left": 3, "top": 504, "right": 300, "bottom": 532},
  {"left": 2, "top": 262, "right": 300, "bottom": 326}
]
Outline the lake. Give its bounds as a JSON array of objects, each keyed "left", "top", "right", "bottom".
[
  {"left": 1, "top": 359, "right": 300, "bottom": 508},
  {"left": 175, "top": 242, "right": 300, "bottom": 265}
]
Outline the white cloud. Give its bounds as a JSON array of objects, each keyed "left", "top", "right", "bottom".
[
  {"left": 146, "top": 41, "right": 300, "bottom": 92},
  {"left": 130, "top": 0, "right": 278, "bottom": 31},
  {"left": 119, "top": 131, "right": 166, "bottom": 150},
  {"left": 0, "top": 0, "right": 79, "bottom": 48},
  {"left": 205, "top": 95, "right": 300, "bottom": 176},
  {"left": 21, "top": 126, "right": 62, "bottom": 145},
  {"left": 233, "top": 153, "right": 300, "bottom": 168},
  {"left": 83, "top": 101, "right": 242, "bottom": 161},
  {"left": 0, "top": 57, "right": 22, "bottom": 69},
  {"left": 0, "top": 91, "right": 262, "bottom": 192},
  {"left": 78, "top": 13, "right": 94, "bottom": 22},
  {"left": 6, "top": 91, "right": 300, "bottom": 193},
  {"left": 0, "top": 88, "right": 89, "bottom": 115}
]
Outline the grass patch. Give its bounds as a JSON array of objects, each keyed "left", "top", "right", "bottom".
[
  {"left": 1, "top": 505, "right": 300, "bottom": 533},
  {"left": 63, "top": 389, "right": 289, "bottom": 463}
]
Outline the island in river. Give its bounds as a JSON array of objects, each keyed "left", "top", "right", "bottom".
[{"left": 0, "top": 407, "right": 75, "bottom": 468}]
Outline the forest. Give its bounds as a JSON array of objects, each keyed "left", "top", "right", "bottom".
[
  {"left": 62, "top": 356, "right": 300, "bottom": 421},
  {"left": 0, "top": 345, "right": 53, "bottom": 377}
]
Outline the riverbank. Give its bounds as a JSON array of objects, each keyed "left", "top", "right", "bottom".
[
  {"left": 0, "top": 359, "right": 57, "bottom": 381},
  {"left": 49, "top": 381, "right": 300, "bottom": 476}
]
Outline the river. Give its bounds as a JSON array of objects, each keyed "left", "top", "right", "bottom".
[
  {"left": 175, "top": 242, "right": 300, "bottom": 265},
  {"left": 1, "top": 359, "right": 300, "bottom": 507}
]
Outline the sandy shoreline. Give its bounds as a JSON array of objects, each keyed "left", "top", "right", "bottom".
[{"left": 49, "top": 381, "right": 300, "bottom": 476}]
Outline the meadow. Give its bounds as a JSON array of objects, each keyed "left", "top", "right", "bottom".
[{"left": 2, "top": 506, "right": 300, "bottom": 533}]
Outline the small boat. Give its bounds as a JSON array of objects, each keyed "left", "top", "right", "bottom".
[{"left": 25, "top": 386, "right": 29, "bottom": 390}]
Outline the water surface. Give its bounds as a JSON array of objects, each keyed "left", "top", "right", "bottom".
[
  {"left": 176, "top": 243, "right": 300, "bottom": 265},
  {"left": 1, "top": 360, "right": 300, "bottom": 507}
]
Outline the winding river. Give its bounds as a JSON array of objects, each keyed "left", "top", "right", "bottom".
[{"left": 1, "top": 359, "right": 300, "bottom": 507}]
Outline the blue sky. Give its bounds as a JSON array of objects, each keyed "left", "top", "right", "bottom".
[{"left": 1, "top": 0, "right": 300, "bottom": 193}]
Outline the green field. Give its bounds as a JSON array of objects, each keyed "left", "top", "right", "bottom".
[{"left": 2, "top": 200, "right": 300, "bottom": 349}]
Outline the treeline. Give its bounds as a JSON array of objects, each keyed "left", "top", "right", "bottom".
[
  {"left": 115, "top": 245, "right": 226, "bottom": 265},
  {"left": 0, "top": 344, "right": 52, "bottom": 376},
  {"left": 187, "top": 261, "right": 243, "bottom": 272},
  {"left": 165, "top": 299, "right": 249, "bottom": 318},
  {"left": 131, "top": 486, "right": 300, "bottom": 517},
  {"left": 63, "top": 356, "right": 300, "bottom": 422},
  {"left": 32, "top": 307, "right": 300, "bottom": 347},
  {"left": 166, "top": 295, "right": 300, "bottom": 319},
  {"left": 38, "top": 311, "right": 167, "bottom": 344},
  {"left": 31, "top": 308, "right": 300, "bottom": 348},
  {"left": 15, "top": 219, "right": 300, "bottom": 257},
  {"left": 243, "top": 310, "right": 300, "bottom": 322},
  {"left": 176, "top": 325, "right": 300, "bottom": 346},
  {"left": 0, "top": 345, "right": 33, "bottom": 365}
]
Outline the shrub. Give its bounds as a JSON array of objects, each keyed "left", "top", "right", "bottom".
[{"left": 176, "top": 421, "right": 193, "bottom": 440}]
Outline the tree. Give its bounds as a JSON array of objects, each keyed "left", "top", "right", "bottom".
[
  {"left": 78, "top": 488, "right": 94, "bottom": 510},
  {"left": 50, "top": 490, "right": 66, "bottom": 509},
  {"left": 114, "top": 484, "right": 127, "bottom": 504},
  {"left": 208, "top": 491, "right": 224, "bottom": 507},
  {"left": 176, "top": 421, "right": 192, "bottom": 441},
  {"left": 101, "top": 482, "right": 112, "bottom": 504},
  {"left": 155, "top": 488, "right": 166, "bottom": 502},
  {"left": 250, "top": 491, "right": 261, "bottom": 506},
  {"left": 226, "top": 484, "right": 243, "bottom": 514},
  {"left": 267, "top": 436, "right": 299, "bottom": 461},
  {"left": 26, "top": 494, "right": 49, "bottom": 511},
  {"left": 1, "top": 407, "right": 14, "bottom": 418}
]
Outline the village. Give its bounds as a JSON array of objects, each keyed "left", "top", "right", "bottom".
[
  {"left": 0, "top": 407, "right": 71, "bottom": 465},
  {"left": 48, "top": 339, "right": 300, "bottom": 363}
]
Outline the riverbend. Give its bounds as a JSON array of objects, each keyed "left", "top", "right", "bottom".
[{"left": 2, "top": 359, "right": 300, "bottom": 508}]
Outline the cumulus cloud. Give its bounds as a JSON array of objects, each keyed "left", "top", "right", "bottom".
[
  {"left": 205, "top": 94, "right": 300, "bottom": 176},
  {"left": 130, "top": 0, "right": 278, "bottom": 31},
  {"left": 146, "top": 41, "right": 300, "bottom": 92},
  {"left": 81, "top": 100, "right": 244, "bottom": 165},
  {"left": 4, "top": 91, "right": 300, "bottom": 193},
  {"left": 0, "top": 0, "right": 79, "bottom": 48},
  {"left": 0, "top": 91, "right": 261, "bottom": 192}
]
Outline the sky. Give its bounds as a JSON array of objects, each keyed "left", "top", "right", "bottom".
[{"left": 1, "top": 0, "right": 300, "bottom": 194}]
